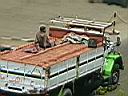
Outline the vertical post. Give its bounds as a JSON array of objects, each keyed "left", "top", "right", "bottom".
[
  {"left": 45, "top": 24, "right": 50, "bottom": 49},
  {"left": 7, "top": 61, "right": 9, "bottom": 81},
  {"left": 41, "top": 67, "right": 44, "bottom": 88},
  {"left": 102, "top": 28, "right": 106, "bottom": 51},
  {"left": 65, "top": 22, "right": 70, "bottom": 29},
  {"left": 23, "top": 64, "right": 26, "bottom": 85},
  {"left": 76, "top": 56, "right": 79, "bottom": 79},
  {"left": 44, "top": 67, "right": 50, "bottom": 88},
  {"left": 75, "top": 16, "right": 78, "bottom": 19},
  {"left": 112, "top": 12, "right": 117, "bottom": 33},
  {"left": 44, "top": 67, "right": 50, "bottom": 96}
]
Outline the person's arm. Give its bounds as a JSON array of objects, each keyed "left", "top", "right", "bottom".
[
  {"left": 34, "top": 34, "right": 38, "bottom": 44},
  {"left": 34, "top": 34, "right": 40, "bottom": 51}
]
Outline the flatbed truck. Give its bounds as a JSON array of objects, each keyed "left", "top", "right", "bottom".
[{"left": 0, "top": 17, "right": 124, "bottom": 96}]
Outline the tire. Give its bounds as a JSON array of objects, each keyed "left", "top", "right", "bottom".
[
  {"left": 63, "top": 88, "right": 72, "bottom": 96},
  {"left": 107, "top": 84, "right": 117, "bottom": 91},
  {"left": 111, "top": 70, "right": 120, "bottom": 85},
  {"left": 102, "top": 65, "right": 120, "bottom": 87}
]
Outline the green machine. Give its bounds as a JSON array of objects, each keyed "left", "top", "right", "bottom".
[{"left": 103, "top": 52, "right": 124, "bottom": 86}]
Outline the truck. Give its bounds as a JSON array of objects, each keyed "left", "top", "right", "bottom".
[{"left": 0, "top": 16, "right": 124, "bottom": 96}]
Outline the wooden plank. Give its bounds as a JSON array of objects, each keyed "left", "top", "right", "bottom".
[{"left": 50, "top": 18, "right": 112, "bottom": 29}]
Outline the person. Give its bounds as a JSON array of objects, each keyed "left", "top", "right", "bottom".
[{"left": 35, "top": 25, "right": 51, "bottom": 50}]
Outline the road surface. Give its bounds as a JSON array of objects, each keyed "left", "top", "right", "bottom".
[{"left": 0, "top": 0, "right": 128, "bottom": 96}]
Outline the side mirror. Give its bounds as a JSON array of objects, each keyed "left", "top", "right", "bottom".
[
  {"left": 88, "top": 39, "right": 97, "bottom": 48},
  {"left": 116, "top": 36, "right": 121, "bottom": 46}
]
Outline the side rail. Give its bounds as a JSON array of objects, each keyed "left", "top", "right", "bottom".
[{"left": 47, "top": 46, "right": 104, "bottom": 95}]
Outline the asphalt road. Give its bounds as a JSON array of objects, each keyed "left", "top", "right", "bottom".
[{"left": 0, "top": 0, "right": 128, "bottom": 96}]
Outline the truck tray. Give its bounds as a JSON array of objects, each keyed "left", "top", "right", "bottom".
[{"left": 0, "top": 40, "right": 102, "bottom": 69}]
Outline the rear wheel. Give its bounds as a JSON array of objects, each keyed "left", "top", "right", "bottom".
[{"left": 63, "top": 88, "right": 72, "bottom": 96}]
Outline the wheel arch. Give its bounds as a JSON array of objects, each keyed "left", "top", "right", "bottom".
[
  {"left": 114, "top": 56, "right": 124, "bottom": 70},
  {"left": 64, "top": 80, "right": 74, "bottom": 94},
  {"left": 103, "top": 52, "right": 123, "bottom": 77}
]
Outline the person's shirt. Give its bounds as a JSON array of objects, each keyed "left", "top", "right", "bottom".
[{"left": 35, "top": 31, "right": 50, "bottom": 48}]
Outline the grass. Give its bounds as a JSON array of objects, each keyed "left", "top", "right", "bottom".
[{"left": 117, "top": 89, "right": 125, "bottom": 96}]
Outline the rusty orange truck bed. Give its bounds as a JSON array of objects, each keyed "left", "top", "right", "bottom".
[{"left": 0, "top": 27, "right": 103, "bottom": 68}]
